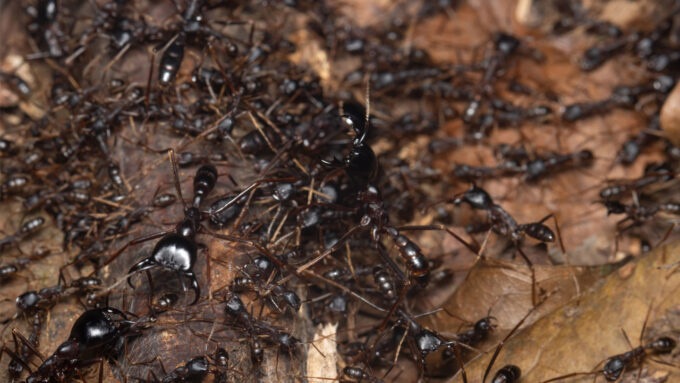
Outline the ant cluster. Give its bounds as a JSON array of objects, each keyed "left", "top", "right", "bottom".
[{"left": 0, "top": 0, "right": 679, "bottom": 382}]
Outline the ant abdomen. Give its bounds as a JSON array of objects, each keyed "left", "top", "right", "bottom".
[
  {"left": 521, "top": 223, "right": 555, "bottom": 242},
  {"left": 647, "top": 336, "right": 676, "bottom": 354},
  {"left": 492, "top": 365, "right": 521, "bottom": 383},
  {"left": 193, "top": 164, "right": 218, "bottom": 206}
]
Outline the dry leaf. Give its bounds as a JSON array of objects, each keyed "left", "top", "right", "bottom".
[{"left": 446, "top": 242, "right": 680, "bottom": 383}]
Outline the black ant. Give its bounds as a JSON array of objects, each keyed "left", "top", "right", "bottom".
[
  {"left": 107, "top": 150, "right": 293, "bottom": 305},
  {"left": 1, "top": 307, "right": 153, "bottom": 383},
  {"left": 579, "top": 32, "right": 639, "bottom": 71},
  {"left": 523, "top": 149, "right": 594, "bottom": 182},
  {"left": 224, "top": 293, "right": 298, "bottom": 366},
  {"left": 601, "top": 195, "right": 680, "bottom": 232},
  {"left": 599, "top": 163, "right": 673, "bottom": 200},
  {"left": 451, "top": 185, "right": 563, "bottom": 303},
  {"left": 231, "top": 257, "right": 301, "bottom": 314},
  {"left": 561, "top": 77, "right": 669, "bottom": 122},
  {"left": 1, "top": 175, "right": 32, "bottom": 201},
  {"left": 542, "top": 306, "right": 676, "bottom": 382},
  {"left": 154, "top": 0, "right": 246, "bottom": 86},
  {"left": 0, "top": 247, "right": 52, "bottom": 283},
  {"left": 0, "top": 70, "right": 31, "bottom": 98},
  {"left": 0, "top": 217, "right": 46, "bottom": 253},
  {"left": 452, "top": 185, "right": 558, "bottom": 245},
  {"left": 342, "top": 365, "right": 385, "bottom": 382},
  {"left": 8, "top": 276, "right": 103, "bottom": 379},
  {"left": 25, "top": 0, "right": 66, "bottom": 59},
  {"left": 136, "top": 347, "right": 235, "bottom": 382},
  {"left": 124, "top": 163, "right": 218, "bottom": 305}
]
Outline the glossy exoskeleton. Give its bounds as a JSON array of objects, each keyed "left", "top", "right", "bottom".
[
  {"left": 127, "top": 164, "right": 218, "bottom": 305},
  {"left": 13, "top": 308, "right": 149, "bottom": 383},
  {"left": 322, "top": 103, "right": 379, "bottom": 186}
]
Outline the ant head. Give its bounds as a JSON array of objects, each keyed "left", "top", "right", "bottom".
[
  {"left": 186, "top": 357, "right": 209, "bottom": 378},
  {"left": 340, "top": 100, "right": 368, "bottom": 144},
  {"left": 475, "top": 316, "right": 497, "bottom": 334},
  {"left": 602, "top": 200, "right": 626, "bottom": 215},
  {"left": 603, "top": 356, "right": 625, "bottom": 381},
  {"left": 492, "top": 32, "right": 520, "bottom": 55},
  {"left": 16, "top": 291, "right": 40, "bottom": 312},
  {"left": 452, "top": 184, "right": 493, "bottom": 210}
]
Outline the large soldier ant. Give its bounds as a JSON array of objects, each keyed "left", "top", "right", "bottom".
[
  {"left": 105, "top": 150, "right": 292, "bottom": 305},
  {"left": 1, "top": 307, "right": 152, "bottom": 383}
]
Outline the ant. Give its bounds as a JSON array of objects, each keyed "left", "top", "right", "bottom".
[
  {"left": 599, "top": 163, "right": 673, "bottom": 200},
  {"left": 440, "top": 316, "right": 496, "bottom": 365},
  {"left": 108, "top": 151, "right": 292, "bottom": 305},
  {"left": 342, "top": 365, "right": 385, "bottom": 383},
  {"left": 1, "top": 174, "right": 32, "bottom": 200},
  {"left": 452, "top": 185, "right": 558, "bottom": 245},
  {"left": 231, "top": 257, "right": 301, "bottom": 313},
  {"left": 579, "top": 31, "right": 641, "bottom": 71},
  {"left": 0, "top": 217, "right": 46, "bottom": 253},
  {"left": 0, "top": 247, "right": 52, "bottom": 283},
  {"left": 542, "top": 306, "right": 676, "bottom": 382},
  {"left": 601, "top": 195, "right": 680, "bottom": 232},
  {"left": 615, "top": 116, "right": 662, "bottom": 166},
  {"left": 0, "top": 70, "right": 31, "bottom": 98},
  {"left": 451, "top": 185, "right": 562, "bottom": 303},
  {"left": 523, "top": 149, "right": 594, "bottom": 182},
  {"left": 8, "top": 276, "right": 103, "bottom": 379},
  {"left": 224, "top": 293, "right": 299, "bottom": 366},
  {"left": 154, "top": 0, "right": 246, "bottom": 86},
  {"left": 136, "top": 347, "right": 235, "bottom": 382},
  {"left": 124, "top": 162, "right": 218, "bottom": 305},
  {"left": 2, "top": 307, "right": 153, "bottom": 383},
  {"left": 25, "top": 0, "right": 67, "bottom": 59}
]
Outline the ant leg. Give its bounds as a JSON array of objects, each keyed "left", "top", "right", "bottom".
[
  {"left": 144, "top": 45, "right": 157, "bottom": 112},
  {"left": 482, "top": 299, "right": 545, "bottom": 383},
  {"left": 12, "top": 328, "right": 44, "bottom": 361},
  {"left": 102, "top": 230, "right": 170, "bottom": 267},
  {"left": 656, "top": 223, "right": 676, "bottom": 248},
  {"left": 145, "top": 269, "right": 155, "bottom": 307},
  {"left": 516, "top": 246, "right": 537, "bottom": 306},
  {"left": 541, "top": 371, "right": 596, "bottom": 383},
  {"left": 167, "top": 149, "right": 187, "bottom": 210},
  {"left": 202, "top": 228, "right": 287, "bottom": 271},
  {"left": 397, "top": 224, "right": 479, "bottom": 254},
  {"left": 451, "top": 342, "right": 468, "bottom": 383},
  {"left": 98, "top": 357, "right": 104, "bottom": 383},
  {"left": 638, "top": 301, "right": 655, "bottom": 345}
]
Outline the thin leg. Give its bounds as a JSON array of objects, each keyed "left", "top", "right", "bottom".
[
  {"left": 397, "top": 224, "right": 479, "bottom": 254},
  {"left": 144, "top": 47, "right": 155, "bottom": 112},
  {"left": 12, "top": 328, "right": 44, "bottom": 360},
  {"left": 102, "top": 230, "right": 169, "bottom": 267},
  {"left": 452, "top": 342, "right": 468, "bottom": 383},
  {"left": 516, "top": 246, "right": 537, "bottom": 306},
  {"left": 167, "top": 149, "right": 187, "bottom": 211},
  {"left": 482, "top": 299, "right": 545, "bottom": 383}
]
